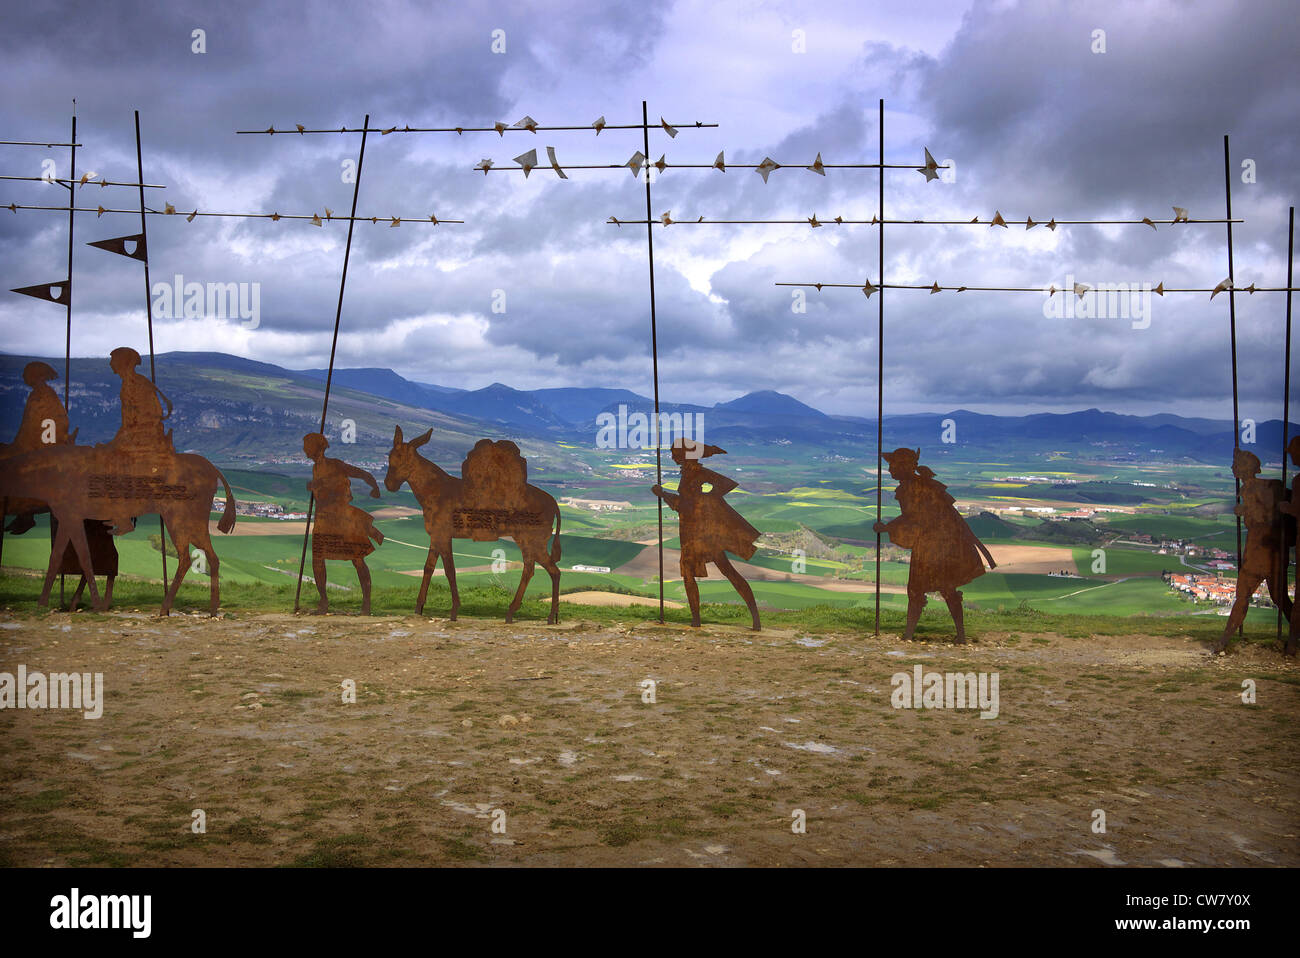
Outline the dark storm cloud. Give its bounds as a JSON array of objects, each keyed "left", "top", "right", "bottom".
[{"left": 1, "top": 0, "right": 1297, "bottom": 418}]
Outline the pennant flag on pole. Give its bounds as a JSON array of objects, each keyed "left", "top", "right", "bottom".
[
  {"left": 990, "top": 211, "right": 1007, "bottom": 228},
  {"left": 626, "top": 151, "right": 646, "bottom": 178},
  {"left": 713, "top": 151, "right": 726, "bottom": 172},
  {"left": 11, "top": 279, "right": 70, "bottom": 304},
  {"left": 592, "top": 116, "right": 606, "bottom": 135},
  {"left": 475, "top": 158, "right": 494, "bottom": 174},
  {"left": 514, "top": 115, "right": 539, "bottom": 133},
  {"left": 87, "top": 233, "right": 147, "bottom": 261},
  {"left": 1172, "top": 206, "right": 1190, "bottom": 223},
  {"left": 660, "top": 117, "right": 678, "bottom": 138},
  {"left": 808, "top": 152, "right": 825, "bottom": 175},
  {"left": 1210, "top": 277, "right": 1232, "bottom": 299},
  {"left": 755, "top": 157, "right": 779, "bottom": 183}
]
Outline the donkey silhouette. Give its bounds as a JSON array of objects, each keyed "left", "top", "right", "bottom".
[{"left": 384, "top": 426, "right": 561, "bottom": 623}]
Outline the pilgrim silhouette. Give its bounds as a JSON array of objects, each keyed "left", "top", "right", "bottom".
[
  {"left": 107, "top": 346, "right": 173, "bottom": 453},
  {"left": 303, "top": 432, "right": 384, "bottom": 614},
  {"left": 1, "top": 361, "right": 72, "bottom": 535},
  {"left": 1213, "top": 447, "right": 1292, "bottom": 652},
  {"left": 1279, "top": 435, "right": 1300, "bottom": 656},
  {"left": 651, "top": 438, "right": 761, "bottom": 630},
  {"left": 873, "top": 447, "right": 996, "bottom": 643}
]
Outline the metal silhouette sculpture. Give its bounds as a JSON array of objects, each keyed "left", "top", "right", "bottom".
[
  {"left": 651, "top": 439, "right": 762, "bottom": 630},
  {"left": 1, "top": 362, "right": 120, "bottom": 608},
  {"left": 1, "top": 361, "right": 72, "bottom": 535},
  {"left": 303, "top": 432, "right": 385, "bottom": 615},
  {"left": 383, "top": 426, "right": 562, "bottom": 623},
  {"left": 873, "top": 448, "right": 996, "bottom": 643},
  {"left": 1280, "top": 435, "right": 1300, "bottom": 656},
  {"left": 0, "top": 348, "right": 237, "bottom": 614},
  {"left": 1213, "top": 448, "right": 1293, "bottom": 652}
]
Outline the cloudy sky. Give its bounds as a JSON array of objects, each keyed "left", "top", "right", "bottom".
[{"left": 1, "top": 0, "right": 1297, "bottom": 419}]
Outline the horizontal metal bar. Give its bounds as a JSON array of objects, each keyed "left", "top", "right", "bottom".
[
  {"left": 2, "top": 202, "right": 462, "bottom": 223},
  {"left": 484, "top": 162, "right": 943, "bottom": 173},
  {"left": 0, "top": 140, "right": 83, "bottom": 148},
  {"left": 776, "top": 281, "right": 1297, "bottom": 293},
  {"left": 237, "top": 122, "right": 718, "bottom": 135},
  {"left": 609, "top": 216, "right": 1245, "bottom": 226},
  {"left": 0, "top": 174, "right": 166, "bottom": 188}
]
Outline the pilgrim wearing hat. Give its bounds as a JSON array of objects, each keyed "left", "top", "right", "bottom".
[
  {"left": 651, "top": 437, "right": 762, "bottom": 630},
  {"left": 873, "top": 447, "right": 995, "bottom": 642},
  {"left": 303, "top": 431, "right": 385, "bottom": 614},
  {"left": 1, "top": 362, "right": 74, "bottom": 535},
  {"left": 1213, "top": 447, "right": 1291, "bottom": 652},
  {"left": 6, "top": 361, "right": 70, "bottom": 453},
  {"left": 107, "top": 346, "right": 174, "bottom": 453}
]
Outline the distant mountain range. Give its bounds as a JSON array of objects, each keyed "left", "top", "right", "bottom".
[{"left": 0, "top": 350, "right": 1293, "bottom": 471}]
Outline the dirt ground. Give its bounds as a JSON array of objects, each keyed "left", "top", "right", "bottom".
[{"left": 0, "top": 610, "right": 1296, "bottom": 867}]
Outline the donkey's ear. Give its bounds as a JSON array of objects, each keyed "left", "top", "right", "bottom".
[
  {"left": 413, "top": 428, "right": 433, "bottom": 448},
  {"left": 393, "top": 424, "right": 404, "bottom": 445}
]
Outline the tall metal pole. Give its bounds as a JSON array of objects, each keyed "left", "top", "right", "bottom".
[
  {"left": 294, "top": 115, "right": 370, "bottom": 613},
  {"left": 874, "top": 98, "right": 884, "bottom": 636},
  {"left": 59, "top": 106, "right": 78, "bottom": 606},
  {"left": 1280, "top": 206, "right": 1294, "bottom": 641},
  {"left": 134, "top": 111, "right": 168, "bottom": 590},
  {"left": 642, "top": 100, "right": 665, "bottom": 623},
  {"left": 1224, "top": 136, "right": 1243, "bottom": 635}
]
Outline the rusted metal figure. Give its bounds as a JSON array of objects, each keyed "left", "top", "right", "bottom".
[
  {"left": 1, "top": 361, "right": 72, "bottom": 535},
  {"left": 0, "top": 349, "right": 237, "bottom": 614},
  {"left": 1280, "top": 435, "right": 1300, "bottom": 657},
  {"left": 651, "top": 438, "right": 761, "bottom": 630},
  {"left": 384, "top": 426, "right": 562, "bottom": 623},
  {"left": 1213, "top": 447, "right": 1293, "bottom": 652},
  {"left": 304, "top": 432, "right": 384, "bottom": 615},
  {"left": 873, "top": 448, "right": 996, "bottom": 643},
  {"left": 1, "top": 362, "right": 119, "bottom": 608}
]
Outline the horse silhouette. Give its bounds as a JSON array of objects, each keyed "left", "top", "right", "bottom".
[
  {"left": 0, "top": 444, "right": 236, "bottom": 614},
  {"left": 383, "top": 425, "right": 562, "bottom": 623}
]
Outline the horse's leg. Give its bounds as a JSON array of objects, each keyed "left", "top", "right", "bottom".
[
  {"left": 105, "top": 574, "right": 115, "bottom": 607},
  {"left": 160, "top": 526, "right": 191, "bottom": 616},
  {"left": 189, "top": 521, "right": 220, "bottom": 616},
  {"left": 416, "top": 546, "right": 438, "bottom": 615},
  {"left": 530, "top": 540, "right": 562, "bottom": 625},
  {"left": 354, "top": 558, "right": 372, "bottom": 615},
  {"left": 442, "top": 540, "right": 459, "bottom": 621},
  {"left": 65, "top": 520, "right": 102, "bottom": 611},
  {"left": 506, "top": 559, "right": 535, "bottom": 623},
  {"left": 39, "top": 519, "right": 74, "bottom": 609},
  {"left": 69, "top": 575, "right": 87, "bottom": 613}
]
